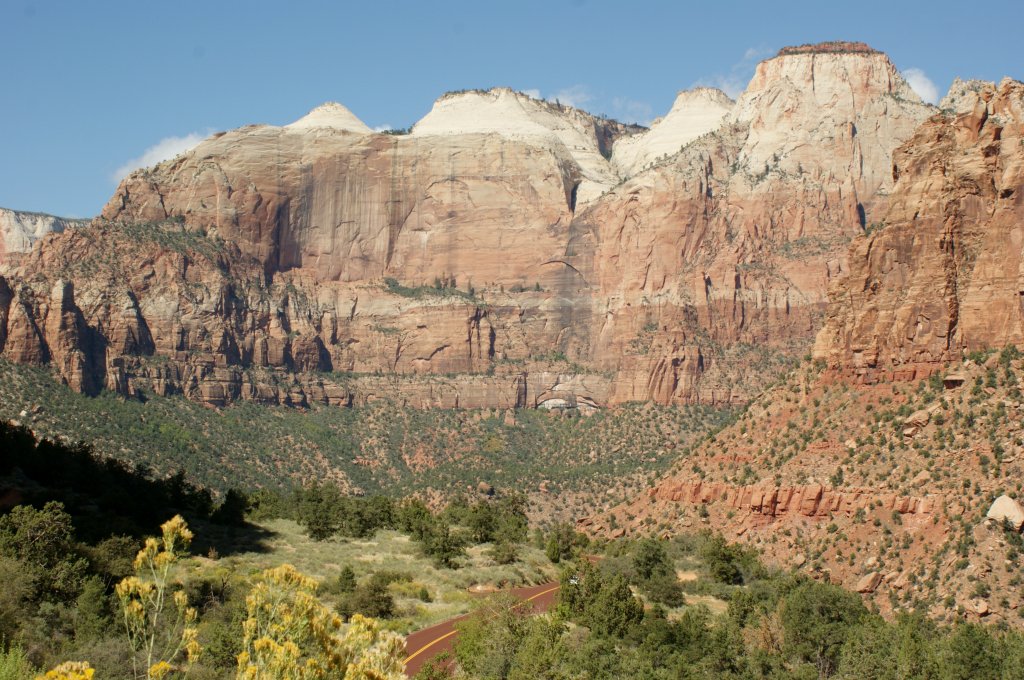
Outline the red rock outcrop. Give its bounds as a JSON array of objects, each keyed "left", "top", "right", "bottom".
[
  {"left": 814, "top": 79, "right": 1024, "bottom": 373},
  {"left": 574, "top": 45, "right": 932, "bottom": 402},
  {"left": 647, "top": 479, "right": 936, "bottom": 518}
]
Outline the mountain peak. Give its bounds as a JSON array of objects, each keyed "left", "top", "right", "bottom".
[
  {"left": 611, "top": 87, "right": 733, "bottom": 175},
  {"left": 285, "top": 102, "right": 371, "bottom": 133}
]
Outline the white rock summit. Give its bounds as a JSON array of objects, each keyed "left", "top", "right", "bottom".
[
  {"left": 0, "top": 207, "right": 87, "bottom": 262},
  {"left": 612, "top": 88, "right": 733, "bottom": 176},
  {"left": 285, "top": 102, "right": 372, "bottom": 133},
  {"left": 411, "top": 88, "right": 638, "bottom": 205}
]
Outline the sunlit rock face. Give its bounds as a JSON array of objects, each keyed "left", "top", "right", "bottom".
[{"left": 1, "top": 44, "right": 951, "bottom": 407}]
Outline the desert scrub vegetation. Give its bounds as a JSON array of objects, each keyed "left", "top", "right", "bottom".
[
  {"left": 0, "top": 423, "right": 544, "bottom": 676},
  {"left": 0, "top": 360, "right": 734, "bottom": 524},
  {"left": 382, "top": 275, "right": 476, "bottom": 301},
  {"left": 442, "top": 531, "right": 1024, "bottom": 680}
]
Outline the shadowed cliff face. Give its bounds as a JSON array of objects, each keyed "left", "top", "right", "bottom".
[
  {"left": 0, "top": 46, "right": 940, "bottom": 408},
  {"left": 814, "top": 78, "right": 1024, "bottom": 375}
]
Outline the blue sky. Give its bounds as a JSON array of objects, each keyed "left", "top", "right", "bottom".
[{"left": 1, "top": 0, "right": 1021, "bottom": 218}]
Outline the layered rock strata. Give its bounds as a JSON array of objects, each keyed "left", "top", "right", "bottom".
[
  {"left": 814, "top": 78, "right": 1024, "bottom": 374},
  {"left": 0, "top": 208, "right": 87, "bottom": 261},
  {"left": 0, "top": 44, "right": 939, "bottom": 407}
]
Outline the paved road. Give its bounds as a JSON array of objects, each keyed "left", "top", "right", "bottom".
[{"left": 403, "top": 582, "right": 560, "bottom": 677}]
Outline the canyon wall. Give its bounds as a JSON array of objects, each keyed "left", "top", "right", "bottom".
[
  {"left": 814, "top": 78, "right": 1024, "bottom": 374},
  {"left": 0, "top": 44, "right": 940, "bottom": 408}
]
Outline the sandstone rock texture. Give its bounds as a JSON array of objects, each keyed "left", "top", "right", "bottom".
[
  {"left": 0, "top": 43, "right": 940, "bottom": 408},
  {"left": 647, "top": 479, "right": 936, "bottom": 518},
  {"left": 611, "top": 88, "right": 733, "bottom": 176},
  {"left": 987, "top": 494, "right": 1024, "bottom": 531},
  {"left": 574, "top": 44, "right": 931, "bottom": 403},
  {"left": 814, "top": 79, "right": 1024, "bottom": 374},
  {"left": 0, "top": 208, "right": 87, "bottom": 262}
]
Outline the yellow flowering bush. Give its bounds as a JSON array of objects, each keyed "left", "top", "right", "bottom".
[
  {"left": 116, "top": 515, "right": 202, "bottom": 679},
  {"left": 237, "top": 564, "right": 404, "bottom": 679},
  {"left": 36, "top": 661, "right": 95, "bottom": 680}
]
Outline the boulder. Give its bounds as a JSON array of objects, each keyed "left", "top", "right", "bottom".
[
  {"left": 943, "top": 372, "right": 966, "bottom": 389},
  {"left": 904, "top": 409, "right": 931, "bottom": 428},
  {"left": 986, "top": 495, "right": 1024, "bottom": 531},
  {"left": 855, "top": 572, "right": 883, "bottom": 593}
]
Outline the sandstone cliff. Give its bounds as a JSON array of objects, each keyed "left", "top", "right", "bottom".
[
  {"left": 601, "top": 75, "right": 1024, "bottom": 622},
  {"left": 574, "top": 43, "right": 932, "bottom": 403},
  {"left": 610, "top": 87, "right": 733, "bottom": 176},
  {"left": 0, "top": 43, "right": 939, "bottom": 408},
  {"left": 814, "top": 78, "right": 1024, "bottom": 374},
  {"left": 0, "top": 208, "right": 87, "bottom": 262}
]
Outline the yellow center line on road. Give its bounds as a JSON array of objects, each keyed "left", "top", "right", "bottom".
[
  {"left": 403, "top": 584, "right": 561, "bottom": 666},
  {"left": 517, "top": 585, "right": 560, "bottom": 607},
  {"left": 404, "top": 629, "right": 458, "bottom": 665}
]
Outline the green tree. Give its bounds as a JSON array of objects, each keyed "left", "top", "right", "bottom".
[
  {"left": 396, "top": 499, "right": 433, "bottom": 540},
  {"left": 488, "top": 541, "right": 518, "bottom": 565},
  {"left": 838, "top": 612, "right": 936, "bottom": 680},
  {"left": 454, "top": 594, "right": 538, "bottom": 680},
  {"left": 421, "top": 522, "right": 465, "bottom": 568},
  {"left": 343, "top": 575, "right": 395, "bottom": 620},
  {"left": 0, "top": 501, "right": 88, "bottom": 601},
  {"left": 699, "top": 532, "right": 752, "bottom": 585},
  {"left": 337, "top": 566, "right": 357, "bottom": 593},
  {"left": 544, "top": 523, "right": 583, "bottom": 564},
  {"left": 74, "top": 576, "right": 112, "bottom": 642},
  {"left": 643, "top": 572, "right": 685, "bottom": 607},
  {"left": 556, "top": 560, "right": 602, "bottom": 619},
  {"left": 836, "top": 615, "right": 897, "bottom": 680},
  {"left": 295, "top": 485, "right": 340, "bottom": 541},
  {"left": 937, "top": 623, "right": 1002, "bottom": 680},
  {"left": 632, "top": 537, "right": 671, "bottom": 581},
  {"left": 508, "top": 616, "right": 569, "bottom": 680},
  {"left": 780, "top": 581, "right": 867, "bottom": 678},
  {"left": 584, "top": 574, "right": 644, "bottom": 638},
  {"left": 210, "top": 489, "right": 249, "bottom": 526},
  {"left": 0, "top": 554, "right": 34, "bottom": 642}
]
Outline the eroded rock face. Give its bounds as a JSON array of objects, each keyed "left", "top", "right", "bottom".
[
  {"left": 0, "top": 208, "right": 87, "bottom": 262},
  {"left": 1, "top": 44, "right": 943, "bottom": 407},
  {"left": 814, "top": 79, "right": 1024, "bottom": 373},
  {"left": 573, "top": 45, "right": 933, "bottom": 403},
  {"left": 410, "top": 87, "right": 643, "bottom": 205},
  {"left": 611, "top": 88, "right": 733, "bottom": 176},
  {"left": 645, "top": 479, "right": 935, "bottom": 518}
]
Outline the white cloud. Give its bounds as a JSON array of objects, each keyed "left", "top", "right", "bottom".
[
  {"left": 521, "top": 88, "right": 541, "bottom": 100},
  {"left": 551, "top": 85, "right": 593, "bottom": 109},
  {"left": 902, "top": 67, "right": 939, "bottom": 105},
  {"left": 112, "top": 131, "right": 210, "bottom": 183},
  {"left": 372, "top": 124, "right": 393, "bottom": 132}
]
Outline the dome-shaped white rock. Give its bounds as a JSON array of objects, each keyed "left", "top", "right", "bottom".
[
  {"left": 612, "top": 88, "right": 733, "bottom": 176},
  {"left": 285, "top": 102, "right": 371, "bottom": 133}
]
